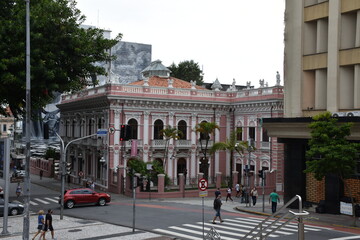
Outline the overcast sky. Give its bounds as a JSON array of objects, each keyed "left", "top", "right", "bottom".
[{"left": 76, "top": 0, "right": 285, "bottom": 87}]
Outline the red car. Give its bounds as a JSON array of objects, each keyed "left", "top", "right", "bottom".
[{"left": 61, "top": 188, "right": 111, "bottom": 209}]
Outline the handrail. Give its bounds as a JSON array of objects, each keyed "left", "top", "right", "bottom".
[{"left": 241, "top": 194, "right": 309, "bottom": 240}]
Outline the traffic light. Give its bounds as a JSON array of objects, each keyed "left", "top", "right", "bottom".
[
  {"left": 258, "top": 169, "right": 264, "bottom": 178},
  {"left": 120, "top": 124, "right": 131, "bottom": 141},
  {"left": 66, "top": 163, "right": 72, "bottom": 175},
  {"left": 54, "top": 162, "right": 60, "bottom": 175},
  {"left": 120, "top": 125, "right": 126, "bottom": 141}
]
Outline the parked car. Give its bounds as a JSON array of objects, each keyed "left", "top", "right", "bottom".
[
  {"left": 60, "top": 188, "right": 111, "bottom": 209},
  {"left": 0, "top": 186, "right": 3, "bottom": 198},
  {"left": 0, "top": 199, "right": 24, "bottom": 216},
  {"left": 15, "top": 170, "right": 26, "bottom": 177}
]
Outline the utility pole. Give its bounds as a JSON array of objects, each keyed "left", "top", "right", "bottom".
[{"left": 23, "top": 0, "right": 31, "bottom": 238}]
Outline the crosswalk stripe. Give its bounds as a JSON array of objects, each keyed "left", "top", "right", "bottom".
[
  {"left": 247, "top": 217, "right": 333, "bottom": 231},
  {"left": 226, "top": 219, "right": 297, "bottom": 234},
  {"left": 154, "top": 228, "right": 203, "bottom": 240},
  {"left": 34, "top": 198, "right": 50, "bottom": 204},
  {"left": 30, "top": 201, "right": 39, "bottom": 206},
  {"left": 170, "top": 224, "right": 239, "bottom": 240},
  {"left": 183, "top": 223, "right": 246, "bottom": 238},
  {"left": 205, "top": 221, "right": 279, "bottom": 237},
  {"left": 44, "top": 197, "right": 58, "bottom": 203},
  {"left": 170, "top": 226, "right": 237, "bottom": 240}
]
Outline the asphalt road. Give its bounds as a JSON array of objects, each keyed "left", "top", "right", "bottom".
[{"left": 2, "top": 180, "right": 360, "bottom": 240}]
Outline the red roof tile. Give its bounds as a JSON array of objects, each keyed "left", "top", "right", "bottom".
[{"left": 130, "top": 76, "right": 206, "bottom": 90}]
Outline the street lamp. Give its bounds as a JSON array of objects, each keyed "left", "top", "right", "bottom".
[{"left": 246, "top": 138, "right": 255, "bottom": 207}]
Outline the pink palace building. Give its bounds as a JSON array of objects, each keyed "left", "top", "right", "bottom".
[{"left": 57, "top": 60, "right": 284, "bottom": 195}]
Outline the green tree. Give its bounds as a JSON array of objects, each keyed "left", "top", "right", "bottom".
[
  {"left": 211, "top": 128, "right": 248, "bottom": 186},
  {"left": 0, "top": 0, "right": 122, "bottom": 117},
  {"left": 160, "top": 125, "right": 183, "bottom": 171},
  {"left": 195, "top": 122, "right": 219, "bottom": 179},
  {"left": 168, "top": 60, "right": 204, "bottom": 85},
  {"left": 304, "top": 111, "right": 360, "bottom": 224}
]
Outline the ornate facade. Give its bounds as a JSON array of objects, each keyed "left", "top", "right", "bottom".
[{"left": 57, "top": 60, "right": 284, "bottom": 194}]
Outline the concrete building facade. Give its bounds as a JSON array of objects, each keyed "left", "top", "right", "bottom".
[{"left": 264, "top": 0, "right": 360, "bottom": 213}]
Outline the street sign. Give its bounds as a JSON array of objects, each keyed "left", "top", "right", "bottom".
[
  {"left": 198, "top": 178, "right": 208, "bottom": 191},
  {"left": 199, "top": 191, "right": 208, "bottom": 197},
  {"left": 97, "top": 129, "right": 108, "bottom": 137},
  {"left": 108, "top": 127, "right": 116, "bottom": 134},
  {"left": 78, "top": 171, "right": 84, "bottom": 177}
]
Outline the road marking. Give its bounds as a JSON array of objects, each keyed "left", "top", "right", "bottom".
[
  {"left": 30, "top": 201, "right": 39, "bottom": 206},
  {"left": 154, "top": 228, "right": 202, "bottom": 240},
  {"left": 44, "top": 197, "right": 58, "bottom": 203},
  {"left": 183, "top": 223, "right": 245, "bottom": 238},
  {"left": 329, "top": 236, "right": 360, "bottom": 240},
  {"left": 34, "top": 198, "right": 50, "bottom": 204},
  {"left": 173, "top": 225, "right": 237, "bottom": 240}
]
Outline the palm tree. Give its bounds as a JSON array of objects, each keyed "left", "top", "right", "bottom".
[
  {"left": 211, "top": 128, "right": 248, "bottom": 186},
  {"left": 160, "top": 125, "right": 183, "bottom": 172},
  {"left": 194, "top": 122, "right": 219, "bottom": 179}
]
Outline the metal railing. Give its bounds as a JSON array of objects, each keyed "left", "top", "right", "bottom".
[{"left": 241, "top": 195, "right": 309, "bottom": 240}]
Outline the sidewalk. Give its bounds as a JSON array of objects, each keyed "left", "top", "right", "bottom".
[
  {"left": 2, "top": 175, "right": 360, "bottom": 238},
  {"left": 0, "top": 214, "right": 164, "bottom": 240},
  {"left": 156, "top": 194, "right": 360, "bottom": 231}
]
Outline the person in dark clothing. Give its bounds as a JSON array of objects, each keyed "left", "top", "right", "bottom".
[
  {"left": 39, "top": 170, "right": 43, "bottom": 180},
  {"left": 215, "top": 188, "right": 221, "bottom": 198},
  {"left": 41, "top": 209, "right": 55, "bottom": 239},
  {"left": 212, "top": 195, "right": 224, "bottom": 224}
]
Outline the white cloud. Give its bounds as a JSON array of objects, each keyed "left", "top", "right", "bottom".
[{"left": 76, "top": 0, "right": 285, "bottom": 87}]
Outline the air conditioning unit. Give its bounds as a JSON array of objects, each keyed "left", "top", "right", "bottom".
[
  {"left": 346, "top": 111, "right": 360, "bottom": 117},
  {"left": 332, "top": 112, "right": 346, "bottom": 117}
]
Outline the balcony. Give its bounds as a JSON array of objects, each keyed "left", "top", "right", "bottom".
[
  {"left": 151, "top": 139, "right": 166, "bottom": 148},
  {"left": 124, "top": 139, "right": 143, "bottom": 148},
  {"left": 175, "top": 140, "right": 191, "bottom": 148},
  {"left": 197, "top": 140, "right": 213, "bottom": 148},
  {"left": 260, "top": 141, "right": 270, "bottom": 149}
]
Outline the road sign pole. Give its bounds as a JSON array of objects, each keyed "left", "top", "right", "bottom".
[{"left": 202, "top": 197, "right": 205, "bottom": 240}]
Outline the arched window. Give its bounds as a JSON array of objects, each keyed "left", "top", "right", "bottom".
[
  {"left": 153, "top": 119, "right": 164, "bottom": 140},
  {"left": 128, "top": 119, "right": 138, "bottom": 139},
  {"left": 199, "top": 121, "right": 208, "bottom": 140},
  {"left": 72, "top": 120, "right": 76, "bottom": 137},
  {"left": 177, "top": 120, "right": 187, "bottom": 140},
  {"left": 65, "top": 120, "right": 70, "bottom": 137},
  {"left": 88, "top": 119, "right": 94, "bottom": 135},
  {"left": 177, "top": 158, "right": 187, "bottom": 175}
]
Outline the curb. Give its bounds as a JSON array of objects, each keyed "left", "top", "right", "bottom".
[{"left": 234, "top": 207, "right": 271, "bottom": 217}]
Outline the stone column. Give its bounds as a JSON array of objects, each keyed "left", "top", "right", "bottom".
[
  {"left": 143, "top": 111, "right": 150, "bottom": 162},
  {"left": 157, "top": 174, "right": 165, "bottom": 193},
  {"left": 216, "top": 172, "right": 222, "bottom": 189},
  {"left": 232, "top": 171, "right": 239, "bottom": 189},
  {"left": 178, "top": 173, "right": 185, "bottom": 197}
]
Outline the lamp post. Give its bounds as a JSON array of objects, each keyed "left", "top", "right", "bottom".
[{"left": 246, "top": 139, "right": 254, "bottom": 207}]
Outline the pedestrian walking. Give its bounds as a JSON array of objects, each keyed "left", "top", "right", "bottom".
[
  {"left": 250, "top": 187, "right": 258, "bottom": 206},
  {"left": 212, "top": 195, "right": 224, "bottom": 224},
  {"left": 269, "top": 189, "right": 280, "bottom": 213},
  {"left": 214, "top": 188, "right": 221, "bottom": 198},
  {"left": 235, "top": 183, "right": 240, "bottom": 197},
  {"left": 41, "top": 209, "right": 55, "bottom": 240},
  {"left": 226, "top": 187, "right": 233, "bottom": 202},
  {"left": 90, "top": 181, "right": 95, "bottom": 190},
  {"left": 40, "top": 170, "right": 43, "bottom": 180},
  {"left": 32, "top": 210, "right": 45, "bottom": 240},
  {"left": 16, "top": 183, "right": 22, "bottom": 198}
]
